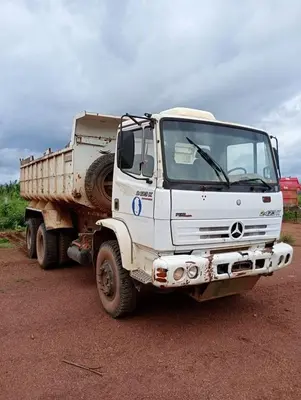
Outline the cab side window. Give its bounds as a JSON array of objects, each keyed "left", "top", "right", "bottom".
[
  {"left": 123, "top": 126, "right": 154, "bottom": 178},
  {"left": 142, "top": 127, "right": 154, "bottom": 177}
]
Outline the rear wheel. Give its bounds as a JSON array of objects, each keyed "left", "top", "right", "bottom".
[
  {"left": 58, "top": 230, "right": 75, "bottom": 266},
  {"left": 36, "top": 223, "right": 58, "bottom": 269},
  {"left": 96, "top": 240, "right": 137, "bottom": 318},
  {"left": 25, "top": 218, "right": 39, "bottom": 259}
]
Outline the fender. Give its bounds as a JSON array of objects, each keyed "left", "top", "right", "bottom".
[
  {"left": 25, "top": 200, "right": 73, "bottom": 230},
  {"left": 95, "top": 218, "right": 133, "bottom": 270}
]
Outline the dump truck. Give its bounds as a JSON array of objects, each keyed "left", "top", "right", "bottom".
[
  {"left": 20, "top": 107, "right": 294, "bottom": 318},
  {"left": 280, "top": 177, "right": 301, "bottom": 208}
]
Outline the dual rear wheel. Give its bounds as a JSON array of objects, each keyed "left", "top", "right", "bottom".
[{"left": 25, "top": 219, "right": 73, "bottom": 269}]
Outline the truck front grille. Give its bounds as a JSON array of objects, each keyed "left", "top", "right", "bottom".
[
  {"left": 171, "top": 218, "right": 280, "bottom": 246},
  {"left": 198, "top": 224, "right": 268, "bottom": 240}
]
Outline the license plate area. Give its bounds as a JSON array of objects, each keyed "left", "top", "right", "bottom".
[{"left": 189, "top": 275, "right": 260, "bottom": 302}]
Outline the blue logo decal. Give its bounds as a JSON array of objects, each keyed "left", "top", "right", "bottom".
[{"left": 132, "top": 196, "right": 142, "bottom": 216}]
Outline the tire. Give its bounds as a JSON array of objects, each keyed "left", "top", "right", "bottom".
[
  {"left": 85, "top": 153, "right": 114, "bottom": 211},
  {"left": 58, "top": 230, "right": 74, "bottom": 266},
  {"left": 96, "top": 240, "right": 137, "bottom": 318},
  {"left": 36, "top": 223, "right": 58, "bottom": 270},
  {"left": 25, "top": 218, "right": 39, "bottom": 259}
]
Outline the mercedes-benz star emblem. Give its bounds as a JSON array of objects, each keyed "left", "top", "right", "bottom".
[{"left": 230, "top": 222, "right": 244, "bottom": 239}]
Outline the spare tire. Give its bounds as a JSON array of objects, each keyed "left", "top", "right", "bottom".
[{"left": 85, "top": 153, "right": 114, "bottom": 211}]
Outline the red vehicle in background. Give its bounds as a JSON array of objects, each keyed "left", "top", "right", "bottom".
[{"left": 280, "top": 177, "right": 301, "bottom": 208}]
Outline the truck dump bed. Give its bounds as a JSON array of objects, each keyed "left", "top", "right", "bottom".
[
  {"left": 280, "top": 177, "right": 301, "bottom": 208},
  {"left": 20, "top": 112, "right": 120, "bottom": 210}
]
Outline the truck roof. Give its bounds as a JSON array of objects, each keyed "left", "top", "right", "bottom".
[{"left": 121, "top": 107, "right": 268, "bottom": 135}]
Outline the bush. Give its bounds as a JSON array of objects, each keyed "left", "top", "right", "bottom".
[
  {"left": 0, "top": 181, "right": 27, "bottom": 230},
  {"left": 283, "top": 208, "right": 301, "bottom": 222},
  {"left": 280, "top": 233, "right": 295, "bottom": 246},
  {"left": 0, "top": 238, "right": 13, "bottom": 248}
]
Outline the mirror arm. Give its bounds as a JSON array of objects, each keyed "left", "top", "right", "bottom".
[
  {"left": 122, "top": 113, "right": 155, "bottom": 127},
  {"left": 121, "top": 169, "right": 153, "bottom": 184},
  {"left": 125, "top": 113, "right": 142, "bottom": 126},
  {"left": 270, "top": 135, "right": 281, "bottom": 178}
]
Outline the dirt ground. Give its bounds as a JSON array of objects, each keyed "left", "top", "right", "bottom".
[{"left": 0, "top": 223, "right": 300, "bottom": 400}]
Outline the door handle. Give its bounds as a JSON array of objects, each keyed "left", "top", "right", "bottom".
[{"left": 114, "top": 198, "right": 119, "bottom": 210}]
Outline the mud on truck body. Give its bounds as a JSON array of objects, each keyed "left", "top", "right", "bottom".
[{"left": 20, "top": 107, "right": 293, "bottom": 318}]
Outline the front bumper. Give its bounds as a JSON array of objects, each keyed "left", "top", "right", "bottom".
[{"left": 151, "top": 242, "right": 293, "bottom": 288}]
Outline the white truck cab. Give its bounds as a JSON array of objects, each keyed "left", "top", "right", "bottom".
[{"left": 20, "top": 107, "right": 293, "bottom": 318}]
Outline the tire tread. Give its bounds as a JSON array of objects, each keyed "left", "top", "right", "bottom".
[
  {"left": 98, "top": 240, "right": 136, "bottom": 318},
  {"left": 58, "top": 230, "right": 74, "bottom": 265},
  {"left": 37, "top": 223, "right": 58, "bottom": 269},
  {"left": 85, "top": 153, "right": 114, "bottom": 211},
  {"left": 26, "top": 218, "right": 39, "bottom": 259}
]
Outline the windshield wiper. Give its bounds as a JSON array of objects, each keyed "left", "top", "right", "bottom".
[
  {"left": 186, "top": 137, "right": 230, "bottom": 187},
  {"left": 230, "top": 178, "right": 272, "bottom": 190}
]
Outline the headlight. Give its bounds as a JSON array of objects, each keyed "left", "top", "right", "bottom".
[
  {"left": 187, "top": 265, "right": 198, "bottom": 279},
  {"left": 174, "top": 267, "right": 185, "bottom": 281}
]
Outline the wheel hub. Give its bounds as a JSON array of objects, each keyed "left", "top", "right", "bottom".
[{"left": 98, "top": 260, "right": 114, "bottom": 297}]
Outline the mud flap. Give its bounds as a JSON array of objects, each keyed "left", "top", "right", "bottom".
[{"left": 189, "top": 276, "right": 261, "bottom": 302}]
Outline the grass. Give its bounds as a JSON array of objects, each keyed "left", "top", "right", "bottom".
[
  {"left": 282, "top": 194, "right": 301, "bottom": 222},
  {"left": 283, "top": 209, "right": 301, "bottom": 222},
  {"left": 0, "top": 238, "right": 14, "bottom": 248},
  {"left": 0, "top": 181, "right": 28, "bottom": 231}
]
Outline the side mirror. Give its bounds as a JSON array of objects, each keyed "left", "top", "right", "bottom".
[{"left": 117, "top": 130, "right": 134, "bottom": 170}]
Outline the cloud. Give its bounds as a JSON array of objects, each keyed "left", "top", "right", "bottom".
[
  {"left": 0, "top": 0, "right": 301, "bottom": 182},
  {"left": 0, "top": 148, "right": 40, "bottom": 184},
  {"left": 260, "top": 94, "right": 301, "bottom": 176}
]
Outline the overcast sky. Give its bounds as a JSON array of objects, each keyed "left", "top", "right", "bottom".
[{"left": 1, "top": 0, "right": 301, "bottom": 183}]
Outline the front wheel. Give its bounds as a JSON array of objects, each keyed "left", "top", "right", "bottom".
[{"left": 96, "top": 240, "right": 137, "bottom": 318}]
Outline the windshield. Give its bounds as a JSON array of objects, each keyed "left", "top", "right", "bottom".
[{"left": 161, "top": 119, "right": 278, "bottom": 188}]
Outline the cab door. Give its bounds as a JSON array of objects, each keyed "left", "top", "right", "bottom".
[{"left": 112, "top": 124, "right": 156, "bottom": 249}]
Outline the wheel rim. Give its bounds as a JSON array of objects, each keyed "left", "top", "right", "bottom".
[
  {"left": 97, "top": 260, "right": 116, "bottom": 300},
  {"left": 96, "top": 166, "right": 113, "bottom": 201}
]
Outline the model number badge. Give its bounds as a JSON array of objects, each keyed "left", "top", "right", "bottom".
[
  {"left": 136, "top": 190, "right": 153, "bottom": 201},
  {"left": 260, "top": 209, "right": 281, "bottom": 217}
]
